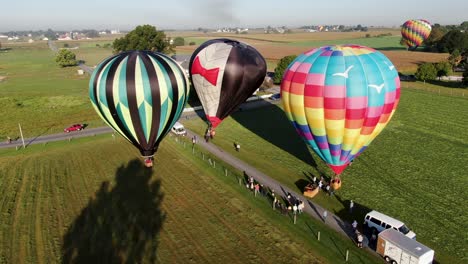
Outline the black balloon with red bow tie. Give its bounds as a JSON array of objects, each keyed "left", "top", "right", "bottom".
[{"left": 189, "top": 39, "right": 267, "bottom": 132}]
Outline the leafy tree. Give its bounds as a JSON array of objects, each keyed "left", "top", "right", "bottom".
[
  {"left": 173, "top": 37, "right": 185, "bottom": 46},
  {"left": 44, "top": 28, "right": 57, "bottom": 40},
  {"left": 415, "top": 63, "right": 437, "bottom": 82},
  {"left": 423, "top": 26, "right": 446, "bottom": 51},
  {"left": 55, "top": 49, "right": 77, "bottom": 67},
  {"left": 112, "top": 25, "right": 173, "bottom": 54},
  {"left": 435, "top": 61, "right": 452, "bottom": 80},
  {"left": 399, "top": 37, "right": 407, "bottom": 46},
  {"left": 436, "top": 30, "right": 468, "bottom": 53},
  {"left": 448, "top": 49, "right": 462, "bottom": 67},
  {"left": 462, "top": 64, "right": 468, "bottom": 86},
  {"left": 460, "top": 21, "right": 468, "bottom": 32},
  {"left": 425, "top": 25, "right": 445, "bottom": 43},
  {"left": 86, "top": 30, "right": 99, "bottom": 38},
  {"left": 273, "top": 55, "right": 297, "bottom": 84}
]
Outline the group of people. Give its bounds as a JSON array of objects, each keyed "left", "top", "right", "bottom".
[
  {"left": 311, "top": 175, "right": 335, "bottom": 196},
  {"left": 271, "top": 190, "right": 305, "bottom": 218},
  {"left": 245, "top": 173, "right": 266, "bottom": 197}
]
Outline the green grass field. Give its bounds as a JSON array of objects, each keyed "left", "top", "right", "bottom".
[
  {"left": 0, "top": 134, "right": 382, "bottom": 263},
  {"left": 0, "top": 42, "right": 105, "bottom": 140},
  {"left": 1, "top": 37, "right": 466, "bottom": 263},
  {"left": 182, "top": 88, "right": 468, "bottom": 264}
]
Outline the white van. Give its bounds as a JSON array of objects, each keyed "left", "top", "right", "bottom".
[
  {"left": 171, "top": 122, "right": 187, "bottom": 136},
  {"left": 364, "top": 210, "right": 416, "bottom": 239}
]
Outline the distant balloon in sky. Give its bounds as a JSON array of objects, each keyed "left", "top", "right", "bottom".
[
  {"left": 189, "top": 38, "right": 266, "bottom": 134},
  {"left": 281, "top": 45, "right": 400, "bottom": 177},
  {"left": 401, "top": 19, "right": 432, "bottom": 49},
  {"left": 89, "top": 50, "right": 189, "bottom": 167}
]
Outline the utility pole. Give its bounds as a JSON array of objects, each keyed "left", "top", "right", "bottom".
[{"left": 18, "top": 123, "right": 26, "bottom": 149}]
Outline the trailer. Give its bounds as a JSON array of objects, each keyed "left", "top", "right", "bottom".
[{"left": 377, "top": 229, "right": 434, "bottom": 264}]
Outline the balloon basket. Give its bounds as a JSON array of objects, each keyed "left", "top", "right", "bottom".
[
  {"left": 331, "top": 179, "right": 342, "bottom": 190},
  {"left": 144, "top": 157, "right": 154, "bottom": 168},
  {"left": 303, "top": 185, "right": 318, "bottom": 198}
]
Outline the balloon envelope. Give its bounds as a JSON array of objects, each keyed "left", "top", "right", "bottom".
[
  {"left": 281, "top": 45, "right": 400, "bottom": 175},
  {"left": 401, "top": 19, "right": 432, "bottom": 49},
  {"left": 189, "top": 38, "right": 266, "bottom": 129},
  {"left": 89, "top": 50, "right": 189, "bottom": 158}
]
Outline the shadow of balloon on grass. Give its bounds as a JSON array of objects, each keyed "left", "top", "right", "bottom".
[
  {"left": 231, "top": 100, "right": 318, "bottom": 168},
  {"left": 61, "top": 159, "right": 165, "bottom": 264}
]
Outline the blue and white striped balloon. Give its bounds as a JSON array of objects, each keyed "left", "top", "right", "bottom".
[{"left": 89, "top": 51, "right": 189, "bottom": 159}]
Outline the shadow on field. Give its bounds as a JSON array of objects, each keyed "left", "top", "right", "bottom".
[
  {"left": 61, "top": 159, "right": 165, "bottom": 264},
  {"left": 25, "top": 126, "right": 54, "bottom": 147},
  {"left": 231, "top": 100, "right": 317, "bottom": 167},
  {"left": 426, "top": 79, "right": 466, "bottom": 88}
]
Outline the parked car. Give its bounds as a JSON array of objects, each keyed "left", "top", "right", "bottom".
[
  {"left": 364, "top": 210, "right": 416, "bottom": 239},
  {"left": 64, "top": 124, "right": 85, "bottom": 133},
  {"left": 398, "top": 72, "right": 417, "bottom": 82},
  {"left": 269, "top": 93, "right": 281, "bottom": 101},
  {"left": 171, "top": 122, "right": 187, "bottom": 136}
]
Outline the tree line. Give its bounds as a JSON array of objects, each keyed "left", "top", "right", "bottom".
[{"left": 416, "top": 22, "right": 468, "bottom": 85}]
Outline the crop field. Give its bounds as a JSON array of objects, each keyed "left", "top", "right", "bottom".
[
  {"left": 175, "top": 31, "right": 448, "bottom": 72},
  {"left": 0, "top": 32, "right": 466, "bottom": 263},
  {"left": 182, "top": 88, "right": 468, "bottom": 264},
  {"left": 0, "top": 134, "right": 382, "bottom": 263}
]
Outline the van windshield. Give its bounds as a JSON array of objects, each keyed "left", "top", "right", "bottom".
[{"left": 398, "top": 225, "right": 410, "bottom": 234}]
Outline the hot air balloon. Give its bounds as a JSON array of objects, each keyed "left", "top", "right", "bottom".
[
  {"left": 189, "top": 38, "right": 267, "bottom": 137},
  {"left": 89, "top": 50, "right": 190, "bottom": 167},
  {"left": 401, "top": 19, "right": 432, "bottom": 50},
  {"left": 281, "top": 45, "right": 400, "bottom": 184}
]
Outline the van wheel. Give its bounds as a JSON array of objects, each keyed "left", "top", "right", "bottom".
[
  {"left": 384, "top": 256, "right": 391, "bottom": 262},
  {"left": 391, "top": 260, "right": 397, "bottom": 264}
]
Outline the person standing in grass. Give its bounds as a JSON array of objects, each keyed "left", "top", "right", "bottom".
[
  {"left": 205, "top": 129, "right": 210, "bottom": 142},
  {"left": 235, "top": 142, "right": 240, "bottom": 152},
  {"left": 271, "top": 190, "right": 276, "bottom": 210},
  {"left": 323, "top": 210, "right": 328, "bottom": 222},
  {"left": 192, "top": 135, "right": 197, "bottom": 148},
  {"left": 356, "top": 231, "right": 364, "bottom": 248}
]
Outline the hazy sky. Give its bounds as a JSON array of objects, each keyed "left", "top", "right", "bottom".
[{"left": 1, "top": 0, "right": 467, "bottom": 31}]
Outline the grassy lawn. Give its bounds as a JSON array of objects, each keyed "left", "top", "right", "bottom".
[
  {"left": 0, "top": 42, "right": 105, "bottom": 140},
  {"left": 58, "top": 40, "right": 114, "bottom": 66},
  {"left": 0, "top": 134, "right": 382, "bottom": 263},
  {"left": 182, "top": 88, "right": 468, "bottom": 264}
]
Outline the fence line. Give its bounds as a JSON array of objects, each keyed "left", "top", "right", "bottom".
[{"left": 169, "top": 133, "right": 359, "bottom": 262}]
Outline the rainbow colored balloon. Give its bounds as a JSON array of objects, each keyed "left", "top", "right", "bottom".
[
  {"left": 401, "top": 19, "right": 432, "bottom": 49},
  {"left": 281, "top": 45, "right": 401, "bottom": 175}
]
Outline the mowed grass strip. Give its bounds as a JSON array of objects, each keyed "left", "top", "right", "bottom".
[
  {"left": 0, "top": 135, "right": 381, "bottom": 263},
  {"left": 182, "top": 88, "right": 468, "bottom": 264}
]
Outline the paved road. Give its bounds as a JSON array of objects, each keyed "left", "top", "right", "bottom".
[
  {"left": 185, "top": 128, "right": 358, "bottom": 240},
  {"left": 0, "top": 127, "right": 113, "bottom": 149},
  {"left": 0, "top": 98, "right": 279, "bottom": 150},
  {"left": 0, "top": 95, "right": 367, "bottom": 250}
]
